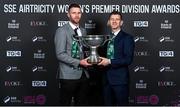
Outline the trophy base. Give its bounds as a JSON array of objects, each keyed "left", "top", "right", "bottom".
[{"left": 87, "top": 58, "right": 102, "bottom": 64}]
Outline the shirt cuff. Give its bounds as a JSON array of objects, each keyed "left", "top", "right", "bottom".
[{"left": 108, "top": 59, "right": 111, "bottom": 64}]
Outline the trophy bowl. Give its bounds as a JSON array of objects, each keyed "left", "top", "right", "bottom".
[
  {"left": 82, "top": 35, "right": 105, "bottom": 47},
  {"left": 82, "top": 35, "right": 106, "bottom": 64}
]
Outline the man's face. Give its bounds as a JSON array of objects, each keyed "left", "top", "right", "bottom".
[
  {"left": 68, "top": 7, "right": 82, "bottom": 25},
  {"left": 109, "top": 14, "right": 122, "bottom": 30}
]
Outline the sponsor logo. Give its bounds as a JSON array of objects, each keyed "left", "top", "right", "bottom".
[
  {"left": 3, "top": 96, "right": 21, "bottom": 104},
  {"left": 159, "top": 66, "right": 174, "bottom": 72},
  {"left": 149, "top": 95, "right": 159, "bottom": 105},
  {"left": 158, "top": 81, "right": 176, "bottom": 87},
  {"left": 32, "top": 81, "right": 47, "bottom": 87},
  {"left": 134, "top": 66, "right": 149, "bottom": 72},
  {"left": 85, "top": 20, "right": 96, "bottom": 29},
  {"left": 134, "top": 51, "right": 149, "bottom": 56},
  {"left": 58, "top": 21, "right": 68, "bottom": 27},
  {"left": 32, "top": 36, "right": 47, "bottom": 42},
  {"left": 161, "top": 20, "right": 172, "bottom": 29},
  {"left": 4, "top": 81, "right": 23, "bottom": 87},
  {"left": 32, "top": 66, "right": 47, "bottom": 72},
  {"left": 159, "top": 51, "right": 174, "bottom": 57},
  {"left": 136, "top": 96, "right": 148, "bottom": 104},
  {"left": 6, "top": 36, "right": 21, "bottom": 42},
  {"left": 3, "top": 96, "right": 11, "bottom": 103},
  {"left": 134, "top": 21, "right": 148, "bottom": 27},
  {"left": 30, "top": 21, "right": 48, "bottom": 27},
  {"left": 23, "top": 94, "right": 46, "bottom": 105},
  {"left": 159, "top": 36, "right": 174, "bottom": 43},
  {"left": 135, "top": 95, "right": 159, "bottom": 105},
  {"left": 8, "top": 20, "right": 20, "bottom": 29},
  {"left": 6, "top": 51, "right": 21, "bottom": 57},
  {"left": 5, "top": 66, "right": 21, "bottom": 72},
  {"left": 136, "top": 80, "right": 147, "bottom": 89},
  {"left": 33, "top": 50, "right": 45, "bottom": 59},
  {"left": 134, "top": 36, "right": 149, "bottom": 42}
]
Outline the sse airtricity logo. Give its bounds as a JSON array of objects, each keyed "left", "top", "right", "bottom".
[
  {"left": 32, "top": 36, "right": 47, "bottom": 42},
  {"left": 5, "top": 66, "right": 21, "bottom": 72},
  {"left": 159, "top": 36, "right": 174, "bottom": 43},
  {"left": 6, "top": 36, "right": 21, "bottom": 42},
  {"left": 159, "top": 66, "right": 174, "bottom": 72},
  {"left": 3, "top": 96, "right": 11, "bottom": 103}
]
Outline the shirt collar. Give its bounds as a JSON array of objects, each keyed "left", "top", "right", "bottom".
[
  {"left": 112, "top": 29, "right": 121, "bottom": 36},
  {"left": 69, "top": 21, "right": 79, "bottom": 30}
]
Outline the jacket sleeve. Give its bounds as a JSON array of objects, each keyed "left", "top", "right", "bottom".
[
  {"left": 111, "top": 36, "right": 135, "bottom": 67},
  {"left": 54, "top": 27, "right": 80, "bottom": 68}
]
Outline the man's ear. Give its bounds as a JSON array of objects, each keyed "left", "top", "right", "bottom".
[
  {"left": 120, "top": 20, "right": 123, "bottom": 26},
  {"left": 67, "top": 13, "right": 70, "bottom": 18}
]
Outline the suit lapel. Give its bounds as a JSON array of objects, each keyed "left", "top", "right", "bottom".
[
  {"left": 66, "top": 23, "right": 75, "bottom": 43},
  {"left": 117, "top": 30, "right": 124, "bottom": 39}
]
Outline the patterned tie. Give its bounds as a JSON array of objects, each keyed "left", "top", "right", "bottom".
[
  {"left": 107, "top": 33, "right": 115, "bottom": 59},
  {"left": 71, "top": 28, "right": 80, "bottom": 59}
]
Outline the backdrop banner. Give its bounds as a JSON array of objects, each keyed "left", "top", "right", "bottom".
[{"left": 0, "top": 0, "right": 179, "bottom": 106}]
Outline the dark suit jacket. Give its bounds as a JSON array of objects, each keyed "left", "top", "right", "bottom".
[{"left": 100, "top": 30, "right": 135, "bottom": 85}]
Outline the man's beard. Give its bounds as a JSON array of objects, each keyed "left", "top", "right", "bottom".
[{"left": 71, "top": 18, "right": 80, "bottom": 24}]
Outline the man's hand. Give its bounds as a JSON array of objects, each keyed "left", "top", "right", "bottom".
[
  {"left": 79, "top": 57, "right": 92, "bottom": 67},
  {"left": 98, "top": 57, "right": 110, "bottom": 66}
]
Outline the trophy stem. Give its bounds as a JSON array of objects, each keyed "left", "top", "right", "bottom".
[
  {"left": 87, "top": 46, "right": 100, "bottom": 64},
  {"left": 90, "top": 46, "right": 97, "bottom": 56}
]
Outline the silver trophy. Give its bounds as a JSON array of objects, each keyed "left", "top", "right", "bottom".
[{"left": 73, "top": 35, "right": 110, "bottom": 64}]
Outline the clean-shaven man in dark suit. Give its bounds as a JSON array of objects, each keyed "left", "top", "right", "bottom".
[
  {"left": 98, "top": 11, "right": 135, "bottom": 106},
  {"left": 54, "top": 3, "right": 91, "bottom": 105}
]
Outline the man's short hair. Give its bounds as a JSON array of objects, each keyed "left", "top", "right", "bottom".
[
  {"left": 68, "top": 3, "right": 81, "bottom": 12},
  {"left": 109, "top": 10, "right": 123, "bottom": 20}
]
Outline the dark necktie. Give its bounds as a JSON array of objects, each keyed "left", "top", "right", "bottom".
[{"left": 74, "top": 28, "right": 78, "bottom": 35}]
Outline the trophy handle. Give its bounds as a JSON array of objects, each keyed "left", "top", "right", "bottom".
[
  {"left": 101, "top": 35, "right": 112, "bottom": 46},
  {"left": 72, "top": 34, "right": 82, "bottom": 42},
  {"left": 72, "top": 35, "right": 90, "bottom": 48}
]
